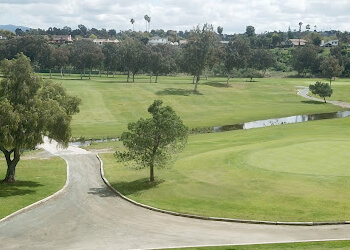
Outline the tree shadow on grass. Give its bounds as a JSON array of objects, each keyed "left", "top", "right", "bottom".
[
  {"left": 203, "top": 81, "right": 230, "bottom": 88},
  {"left": 156, "top": 88, "right": 202, "bottom": 96},
  {"left": 301, "top": 100, "right": 323, "bottom": 105},
  {"left": 110, "top": 178, "right": 164, "bottom": 196},
  {"left": 0, "top": 181, "right": 43, "bottom": 197}
]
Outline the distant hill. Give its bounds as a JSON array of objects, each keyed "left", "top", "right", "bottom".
[{"left": 0, "top": 24, "right": 31, "bottom": 33}]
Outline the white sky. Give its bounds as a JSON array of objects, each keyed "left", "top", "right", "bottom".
[{"left": 1, "top": 0, "right": 350, "bottom": 34}]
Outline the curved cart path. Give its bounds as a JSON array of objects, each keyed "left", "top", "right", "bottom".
[
  {"left": 297, "top": 86, "right": 350, "bottom": 109},
  {"left": 1, "top": 129, "right": 350, "bottom": 248}
]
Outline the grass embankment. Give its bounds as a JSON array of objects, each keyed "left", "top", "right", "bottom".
[
  {"left": 0, "top": 156, "right": 66, "bottom": 219},
  {"left": 49, "top": 75, "right": 347, "bottom": 139},
  {"left": 101, "top": 116, "right": 350, "bottom": 222},
  {"left": 166, "top": 240, "right": 350, "bottom": 249},
  {"left": 59, "top": 74, "right": 350, "bottom": 222}
]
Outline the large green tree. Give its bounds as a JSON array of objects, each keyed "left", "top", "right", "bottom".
[
  {"left": 70, "top": 39, "right": 104, "bottom": 79},
  {"left": 0, "top": 53, "right": 81, "bottom": 183},
  {"left": 320, "top": 55, "right": 344, "bottom": 87},
  {"left": 181, "top": 24, "right": 217, "bottom": 91},
  {"left": 292, "top": 45, "right": 318, "bottom": 75},
  {"left": 119, "top": 37, "right": 146, "bottom": 82},
  {"left": 224, "top": 38, "right": 250, "bottom": 85},
  {"left": 115, "top": 100, "right": 188, "bottom": 182}
]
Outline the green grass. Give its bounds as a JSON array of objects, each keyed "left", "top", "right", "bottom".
[
  {"left": 101, "top": 116, "right": 350, "bottom": 222},
  {"left": 0, "top": 156, "right": 66, "bottom": 219},
  {"left": 165, "top": 240, "right": 350, "bottom": 249},
  {"left": 46, "top": 74, "right": 347, "bottom": 139}
]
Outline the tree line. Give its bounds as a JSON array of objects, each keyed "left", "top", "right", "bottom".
[{"left": 1, "top": 24, "right": 350, "bottom": 91}]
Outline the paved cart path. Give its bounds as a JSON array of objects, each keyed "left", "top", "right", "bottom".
[{"left": 1, "top": 114, "right": 350, "bottom": 249}]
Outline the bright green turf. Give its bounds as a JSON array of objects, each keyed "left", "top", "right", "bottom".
[
  {"left": 0, "top": 156, "right": 66, "bottom": 219},
  {"left": 47, "top": 74, "right": 347, "bottom": 139},
  {"left": 166, "top": 240, "right": 350, "bottom": 249},
  {"left": 101, "top": 116, "right": 350, "bottom": 222}
]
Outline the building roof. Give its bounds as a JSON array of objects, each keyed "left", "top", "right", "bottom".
[{"left": 288, "top": 39, "right": 308, "bottom": 46}]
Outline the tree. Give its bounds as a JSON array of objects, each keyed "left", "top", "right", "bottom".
[
  {"left": 70, "top": 39, "right": 104, "bottom": 79},
  {"left": 292, "top": 45, "right": 318, "bottom": 75},
  {"left": 0, "top": 53, "right": 81, "bottom": 182},
  {"left": 181, "top": 24, "right": 217, "bottom": 91},
  {"left": 102, "top": 43, "right": 120, "bottom": 77},
  {"left": 115, "top": 100, "right": 188, "bottom": 182},
  {"left": 309, "top": 81, "right": 333, "bottom": 103},
  {"left": 246, "top": 26, "right": 255, "bottom": 37},
  {"left": 217, "top": 26, "right": 223, "bottom": 36},
  {"left": 224, "top": 38, "right": 250, "bottom": 85},
  {"left": 119, "top": 37, "right": 146, "bottom": 82},
  {"left": 130, "top": 18, "right": 135, "bottom": 32},
  {"left": 144, "top": 15, "right": 151, "bottom": 32},
  {"left": 320, "top": 55, "right": 344, "bottom": 87},
  {"left": 249, "top": 48, "right": 276, "bottom": 76},
  {"left": 146, "top": 44, "right": 177, "bottom": 83}
]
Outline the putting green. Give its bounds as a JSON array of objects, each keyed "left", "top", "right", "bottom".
[{"left": 245, "top": 140, "right": 350, "bottom": 176}]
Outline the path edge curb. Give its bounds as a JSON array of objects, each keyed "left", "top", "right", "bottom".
[
  {"left": 0, "top": 157, "right": 70, "bottom": 224},
  {"left": 97, "top": 154, "right": 350, "bottom": 226}
]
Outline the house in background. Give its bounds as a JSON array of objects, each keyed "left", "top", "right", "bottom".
[
  {"left": 93, "top": 39, "right": 119, "bottom": 46},
  {"left": 52, "top": 35, "right": 73, "bottom": 44},
  {"left": 148, "top": 36, "right": 168, "bottom": 45},
  {"left": 321, "top": 40, "right": 339, "bottom": 47},
  {"left": 286, "top": 39, "right": 308, "bottom": 47}
]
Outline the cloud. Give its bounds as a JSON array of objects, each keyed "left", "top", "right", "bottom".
[{"left": 1, "top": 0, "right": 350, "bottom": 33}]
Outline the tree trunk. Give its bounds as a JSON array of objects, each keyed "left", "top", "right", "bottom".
[
  {"left": 60, "top": 67, "right": 63, "bottom": 79},
  {"left": 49, "top": 69, "right": 52, "bottom": 79},
  {"left": 324, "top": 97, "right": 327, "bottom": 103},
  {"left": 127, "top": 70, "right": 130, "bottom": 83},
  {"left": 155, "top": 73, "right": 159, "bottom": 83},
  {"left": 1, "top": 147, "right": 20, "bottom": 183},
  {"left": 194, "top": 75, "right": 200, "bottom": 92},
  {"left": 132, "top": 72, "right": 135, "bottom": 82},
  {"left": 150, "top": 72, "right": 153, "bottom": 83},
  {"left": 150, "top": 163, "right": 154, "bottom": 182},
  {"left": 80, "top": 71, "right": 83, "bottom": 80},
  {"left": 89, "top": 69, "right": 91, "bottom": 80},
  {"left": 227, "top": 74, "right": 230, "bottom": 86}
]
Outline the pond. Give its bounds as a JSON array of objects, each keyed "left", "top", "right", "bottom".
[{"left": 213, "top": 111, "right": 350, "bottom": 132}]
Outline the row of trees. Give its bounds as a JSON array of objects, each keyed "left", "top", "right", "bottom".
[
  {"left": 1, "top": 24, "right": 350, "bottom": 91},
  {"left": 0, "top": 26, "right": 277, "bottom": 89}
]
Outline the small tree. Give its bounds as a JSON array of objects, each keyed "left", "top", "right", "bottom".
[
  {"left": 309, "top": 81, "right": 333, "bottom": 103},
  {"left": 320, "top": 55, "right": 344, "bottom": 87},
  {"left": 115, "top": 100, "right": 188, "bottom": 182}
]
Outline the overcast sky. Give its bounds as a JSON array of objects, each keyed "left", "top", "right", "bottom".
[{"left": 1, "top": 0, "right": 350, "bottom": 34}]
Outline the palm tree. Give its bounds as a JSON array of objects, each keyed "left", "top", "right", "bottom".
[
  {"left": 306, "top": 24, "right": 310, "bottom": 31},
  {"left": 130, "top": 18, "right": 135, "bottom": 32},
  {"left": 298, "top": 22, "right": 303, "bottom": 46},
  {"left": 144, "top": 15, "right": 151, "bottom": 32}
]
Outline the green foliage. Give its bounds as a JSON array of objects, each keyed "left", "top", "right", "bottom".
[
  {"left": 115, "top": 100, "right": 188, "bottom": 182},
  {"left": 309, "top": 81, "right": 333, "bottom": 103},
  {"left": 320, "top": 55, "right": 344, "bottom": 86},
  {"left": 224, "top": 38, "right": 251, "bottom": 84},
  {"left": 180, "top": 24, "right": 218, "bottom": 90},
  {"left": 0, "top": 53, "right": 81, "bottom": 182},
  {"left": 292, "top": 45, "right": 318, "bottom": 75}
]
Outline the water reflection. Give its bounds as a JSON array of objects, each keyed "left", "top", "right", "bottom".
[{"left": 213, "top": 111, "right": 350, "bottom": 132}]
